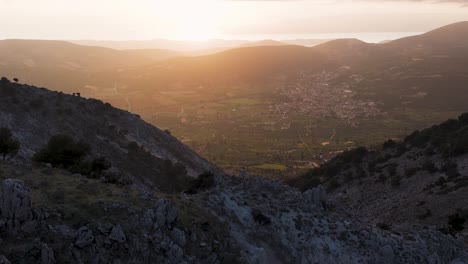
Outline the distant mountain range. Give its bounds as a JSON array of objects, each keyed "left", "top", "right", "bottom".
[{"left": 70, "top": 38, "right": 332, "bottom": 52}]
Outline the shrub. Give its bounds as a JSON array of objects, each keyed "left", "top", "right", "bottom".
[
  {"left": 127, "top": 142, "right": 139, "bottom": 155},
  {"left": 90, "top": 157, "right": 111, "bottom": 174},
  {"left": 186, "top": 171, "right": 216, "bottom": 194},
  {"left": 29, "top": 98, "right": 44, "bottom": 109},
  {"left": 70, "top": 157, "right": 111, "bottom": 178},
  {"left": 458, "top": 113, "right": 468, "bottom": 125},
  {"left": 34, "top": 135, "right": 90, "bottom": 168},
  {"left": 0, "top": 77, "right": 10, "bottom": 84},
  {"left": 376, "top": 222, "right": 391, "bottom": 231},
  {"left": 386, "top": 163, "right": 398, "bottom": 176},
  {"left": 390, "top": 175, "right": 401, "bottom": 187},
  {"left": 422, "top": 161, "right": 438, "bottom": 173},
  {"left": 327, "top": 178, "right": 341, "bottom": 192},
  {"left": 448, "top": 213, "right": 465, "bottom": 232},
  {"left": 251, "top": 209, "right": 271, "bottom": 225},
  {"left": 383, "top": 139, "right": 396, "bottom": 149},
  {"left": 441, "top": 160, "right": 457, "bottom": 172},
  {"left": 404, "top": 167, "right": 419, "bottom": 178},
  {"left": 0, "top": 127, "right": 20, "bottom": 160},
  {"left": 435, "top": 177, "right": 447, "bottom": 186},
  {"left": 424, "top": 147, "right": 435, "bottom": 156},
  {"left": 446, "top": 167, "right": 460, "bottom": 179}
]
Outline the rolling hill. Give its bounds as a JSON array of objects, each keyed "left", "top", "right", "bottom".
[{"left": 2, "top": 22, "right": 468, "bottom": 175}]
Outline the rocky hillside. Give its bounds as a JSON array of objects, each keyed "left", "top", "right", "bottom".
[
  {"left": 1, "top": 163, "right": 468, "bottom": 264},
  {"left": 289, "top": 113, "right": 468, "bottom": 232},
  {"left": 0, "top": 78, "right": 218, "bottom": 192},
  {"left": 0, "top": 80, "right": 467, "bottom": 263}
]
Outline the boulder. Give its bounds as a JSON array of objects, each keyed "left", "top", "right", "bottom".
[
  {"left": 0, "top": 179, "right": 32, "bottom": 228},
  {"left": 380, "top": 245, "right": 395, "bottom": 264},
  {"left": 109, "top": 225, "right": 126, "bottom": 243},
  {"left": 171, "top": 228, "right": 186, "bottom": 247},
  {"left": 75, "top": 226, "right": 94, "bottom": 248},
  {"left": 154, "top": 199, "right": 178, "bottom": 227},
  {"left": 303, "top": 185, "right": 327, "bottom": 206},
  {"left": 41, "top": 244, "right": 56, "bottom": 264},
  {"left": 0, "top": 256, "right": 11, "bottom": 264}
]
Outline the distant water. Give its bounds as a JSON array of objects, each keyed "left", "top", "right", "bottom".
[{"left": 221, "top": 32, "right": 423, "bottom": 44}]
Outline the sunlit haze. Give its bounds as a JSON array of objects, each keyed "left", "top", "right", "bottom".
[{"left": 1, "top": 0, "right": 468, "bottom": 41}]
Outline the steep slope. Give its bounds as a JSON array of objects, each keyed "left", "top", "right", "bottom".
[
  {"left": 1, "top": 163, "right": 468, "bottom": 263},
  {"left": 0, "top": 80, "right": 467, "bottom": 263},
  {"left": 289, "top": 113, "right": 468, "bottom": 232},
  {"left": 0, "top": 79, "right": 218, "bottom": 191}
]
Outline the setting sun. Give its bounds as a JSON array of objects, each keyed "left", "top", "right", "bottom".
[{"left": 152, "top": 0, "right": 222, "bottom": 40}]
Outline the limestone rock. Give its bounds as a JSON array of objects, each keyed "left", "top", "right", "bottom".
[
  {"left": 0, "top": 256, "right": 11, "bottom": 264},
  {"left": 109, "top": 225, "right": 126, "bottom": 243},
  {"left": 41, "top": 244, "right": 56, "bottom": 264},
  {"left": 0, "top": 179, "right": 32, "bottom": 228},
  {"left": 303, "top": 185, "right": 327, "bottom": 206},
  {"left": 154, "top": 198, "right": 178, "bottom": 227},
  {"left": 171, "top": 228, "right": 186, "bottom": 247},
  {"left": 380, "top": 245, "right": 395, "bottom": 264},
  {"left": 75, "top": 226, "right": 94, "bottom": 248}
]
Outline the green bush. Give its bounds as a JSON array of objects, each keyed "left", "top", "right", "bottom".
[
  {"left": 404, "top": 167, "right": 419, "bottom": 178},
  {"left": 422, "top": 161, "right": 438, "bottom": 173},
  {"left": 390, "top": 175, "right": 401, "bottom": 187},
  {"left": 33, "top": 135, "right": 90, "bottom": 168},
  {"left": 448, "top": 213, "right": 465, "bottom": 232},
  {"left": 251, "top": 209, "right": 271, "bottom": 226},
  {"left": 383, "top": 139, "right": 396, "bottom": 149},
  {"left": 327, "top": 178, "right": 341, "bottom": 192},
  {"left": 0, "top": 127, "right": 20, "bottom": 160},
  {"left": 186, "top": 171, "right": 216, "bottom": 194},
  {"left": 386, "top": 163, "right": 398, "bottom": 176}
]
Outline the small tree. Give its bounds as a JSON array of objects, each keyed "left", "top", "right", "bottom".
[
  {"left": 0, "top": 77, "right": 10, "bottom": 84},
  {"left": 448, "top": 213, "right": 465, "bottom": 232},
  {"left": 13, "top": 78, "right": 19, "bottom": 83},
  {"left": 33, "top": 135, "right": 90, "bottom": 167},
  {"left": 0, "top": 127, "right": 20, "bottom": 160}
]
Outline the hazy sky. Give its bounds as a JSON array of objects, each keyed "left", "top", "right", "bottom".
[{"left": 1, "top": 0, "right": 467, "bottom": 40}]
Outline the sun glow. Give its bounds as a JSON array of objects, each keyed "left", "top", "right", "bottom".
[{"left": 153, "top": 0, "right": 222, "bottom": 41}]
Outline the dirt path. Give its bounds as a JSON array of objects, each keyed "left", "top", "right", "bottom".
[{"left": 113, "top": 83, "right": 131, "bottom": 112}]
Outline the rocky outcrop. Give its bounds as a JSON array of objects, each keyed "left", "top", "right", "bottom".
[
  {"left": 0, "top": 256, "right": 11, "bottom": 264},
  {"left": 144, "top": 198, "right": 178, "bottom": 230},
  {"left": 74, "top": 226, "right": 94, "bottom": 249},
  {"left": 109, "top": 225, "right": 126, "bottom": 243},
  {"left": 303, "top": 184, "right": 327, "bottom": 207},
  {"left": 0, "top": 179, "right": 32, "bottom": 229},
  {"left": 205, "top": 176, "right": 468, "bottom": 264},
  {"left": 41, "top": 244, "right": 56, "bottom": 264}
]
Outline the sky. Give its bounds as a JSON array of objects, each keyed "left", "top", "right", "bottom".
[{"left": 1, "top": 0, "right": 467, "bottom": 40}]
